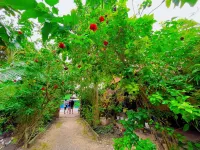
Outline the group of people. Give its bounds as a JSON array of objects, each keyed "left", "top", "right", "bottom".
[{"left": 64, "top": 99, "right": 75, "bottom": 114}]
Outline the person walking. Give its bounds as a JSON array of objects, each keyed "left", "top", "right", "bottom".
[
  {"left": 64, "top": 100, "right": 70, "bottom": 114},
  {"left": 70, "top": 99, "right": 75, "bottom": 114},
  {"left": 68, "top": 100, "right": 71, "bottom": 114}
]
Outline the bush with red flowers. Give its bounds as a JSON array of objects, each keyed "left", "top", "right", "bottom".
[
  {"left": 103, "top": 41, "right": 108, "bottom": 46},
  {"left": 54, "top": 84, "right": 58, "bottom": 89},
  {"left": 59, "top": 42, "right": 65, "bottom": 49},
  {"left": 18, "top": 31, "right": 23, "bottom": 34},
  {"left": 90, "top": 24, "right": 98, "bottom": 31},
  {"left": 78, "top": 64, "right": 81, "bottom": 68},
  {"left": 99, "top": 16, "right": 105, "bottom": 22}
]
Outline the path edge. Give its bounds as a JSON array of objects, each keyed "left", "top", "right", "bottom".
[
  {"left": 80, "top": 118, "right": 100, "bottom": 141},
  {"left": 27, "top": 118, "right": 57, "bottom": 148}
]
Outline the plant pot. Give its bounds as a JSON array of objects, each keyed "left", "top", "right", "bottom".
[
  {"left": 120, "top": 116, "right": 124, "bottom": 120},
  {"left": 100, "top": 117, "right": 110, "bottom": 126},
  {"left": 145, "top": 122, "right": 150, "bottom": 129}
]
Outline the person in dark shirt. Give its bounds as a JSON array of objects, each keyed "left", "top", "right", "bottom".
[
  {"left": 70, "top": 99, "right": 75, "bottom": 114},
  {"left": 68, "top": 100, "right": 71, "bottom": 114}
]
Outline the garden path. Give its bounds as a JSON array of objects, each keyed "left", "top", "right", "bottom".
[{"left": 28, "top": 109, "right": 113, "bottom": 150}]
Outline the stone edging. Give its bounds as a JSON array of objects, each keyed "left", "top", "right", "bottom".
[
  {"left": 27, "top": 118, "right": 57, "bottom": 148},
  {"left": 80, "top": 118, "right": 100, "bottom": 141}
]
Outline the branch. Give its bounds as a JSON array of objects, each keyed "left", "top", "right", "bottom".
[
  {"left": 132, "top": 0, "right": 136, "bottom": 15},
  {"left": 148, "top": 0, "right": 165, "bottom": 15}
]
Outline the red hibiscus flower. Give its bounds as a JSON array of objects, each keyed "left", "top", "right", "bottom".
[
  {"left": 78, "top": 64, "right": 81, "bottom": 68},
  {"left": 59, "top": 42, "right": 65, "bottom": 49},
  {"left": 99, "top": 16, "right": 105, "bottom": 22},
  {"left": 54, "top": 85, "right": 58, "bottom": 89},
  {"left": 90, "top": 24, "right": 98, "bottom": 31},
  {"left": 18, "top": 31, "right": 23, "bottom": 34},
  {"left": 103, "top": 41, "right": 108, "bottom": 46}
]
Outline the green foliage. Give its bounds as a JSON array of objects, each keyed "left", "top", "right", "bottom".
[
  {"left": 149, "top": 92, "right": 163, "bottom": 105},
  {"left": 1, "top": 0, "right": 200, "bottom": 148},
  {"left": 45, "top": 0, "right": 59, "bottom": 6},
  {"left": 0, "top": 23, "right": 9, "bottom": 44},
  {"left": 114, "top": 109, "right": 150, "bottom": 150},
  {"left": 183, "top": 124, "right": 190, "bottom": 131},
  {"left": 0, "top": 48, "right": 69, "bottom": 143},
  {"left": 81, "top": 106, "right": 94, "bottom": 125},
  {"left": 114, "top": 135, "right": 136, "bottom": 150},
  {"left": 135, "top": 139, "right": 156, "bottom": 150},
  {"left": 94, "top": 124, "right": 114, "bottom": 134},
  {"left": 140, "top": 0, "right": 152, "bottom": 9},
  {"left": 166, "top": 0, "right": 198, "bottom": 7},
  {"left": 0, "top": 0, "right": 37, "bottom": 10},
  {"left": 74, "top": 101, "right": 80, "bottom": 108}
]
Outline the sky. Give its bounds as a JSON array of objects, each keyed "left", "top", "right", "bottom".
[{"left": 53, "top": 0, "right": 200, "bottom": 23}]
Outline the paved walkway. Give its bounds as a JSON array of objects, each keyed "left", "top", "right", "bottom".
[{"left": 29, "top": 109, "right": 113, "bottom": 150}]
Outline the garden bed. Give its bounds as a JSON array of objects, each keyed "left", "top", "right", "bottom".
[{"left": 27, "top": 118, "right": 57, "bottom": 148}]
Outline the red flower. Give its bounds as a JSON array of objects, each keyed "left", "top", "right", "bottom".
[
  {"left": 54, "top": 85, "right": 58, "bottom": 89},
  {"left": 99, "top": 16, "right": 105, "bottom": 22},
  {"left": 41, "top": 87, "right": 45, "bottom": 91},
  {"left": 59, "top": 42, "right": 65, "bottom": 49},
  {"left": 103, "top": 41, "right": 108, "bottom": 46},
  {"left": 13, "top": 80, "right": 17, "bottom": 82},
  {"left": 18, "top": 31, "right": 23, "bottom": 34},
  {"left": 90, "top": 24, "right": 98, "bottom": 31},
  {"left": 34, "top": 59, "right": 38, "bottom": 63}
]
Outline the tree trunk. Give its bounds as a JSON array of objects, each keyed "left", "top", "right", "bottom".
[
  {"left": 93, "top": 83, "right": 99, "bottom": 127},
  {"left": 24, "top": 127, "right": 29, "bottom": 149}
]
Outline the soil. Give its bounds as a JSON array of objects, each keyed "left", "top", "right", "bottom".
[{"left": 25, "top": 109, "right": 114, "bottom": 150}]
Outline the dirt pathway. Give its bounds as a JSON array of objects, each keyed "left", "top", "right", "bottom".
[{"left": 29, "top": 109, "right": 113, "bottom": 150}]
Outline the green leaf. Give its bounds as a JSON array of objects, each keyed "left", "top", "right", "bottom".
[
  {"left": 52, "top": 7, "right": 58, "bottom": 15},
  {"left": 0, "top": 38, "right": 6, "bottom": 46},
  {"left": 0, "top": 24, "right": 9, "bottom": 43},
  {"left": 180, "top": 0, "right": 198, "bottom": 7},
  {"left": 3, "top": 0, "right": 37, "bottom": 10},
  {"left": 45, "top": 0, "right": 59, "bottom": 6},
  {"left": 64, "top": 94, "right": 72, "bottom": 100},
  {"left": 38, "top": 17, "right": 46, "bottom": 23},
  {"left": 172, "top": 0, "right": 180, "bottom": 6},
  {"left": 21, "top": 9, "right": 43, "bottom": 21},
  {"left": 183, "top": 124, "right": 189, "bottom": 131},
  {"left": 63, "top": 15, "right": 72, "bottom": 24},
  {"left": 71, "top": 10, "right": 79, "bottom": 25},
  {"left": 41, "top": 22, "right": 52, "bottom": 43},
  {"left": 166, "top": 0, "right": 172, "bottom": 8},
  {"left": 37, "top": 2, "right": 50, "bottom": 13}
]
